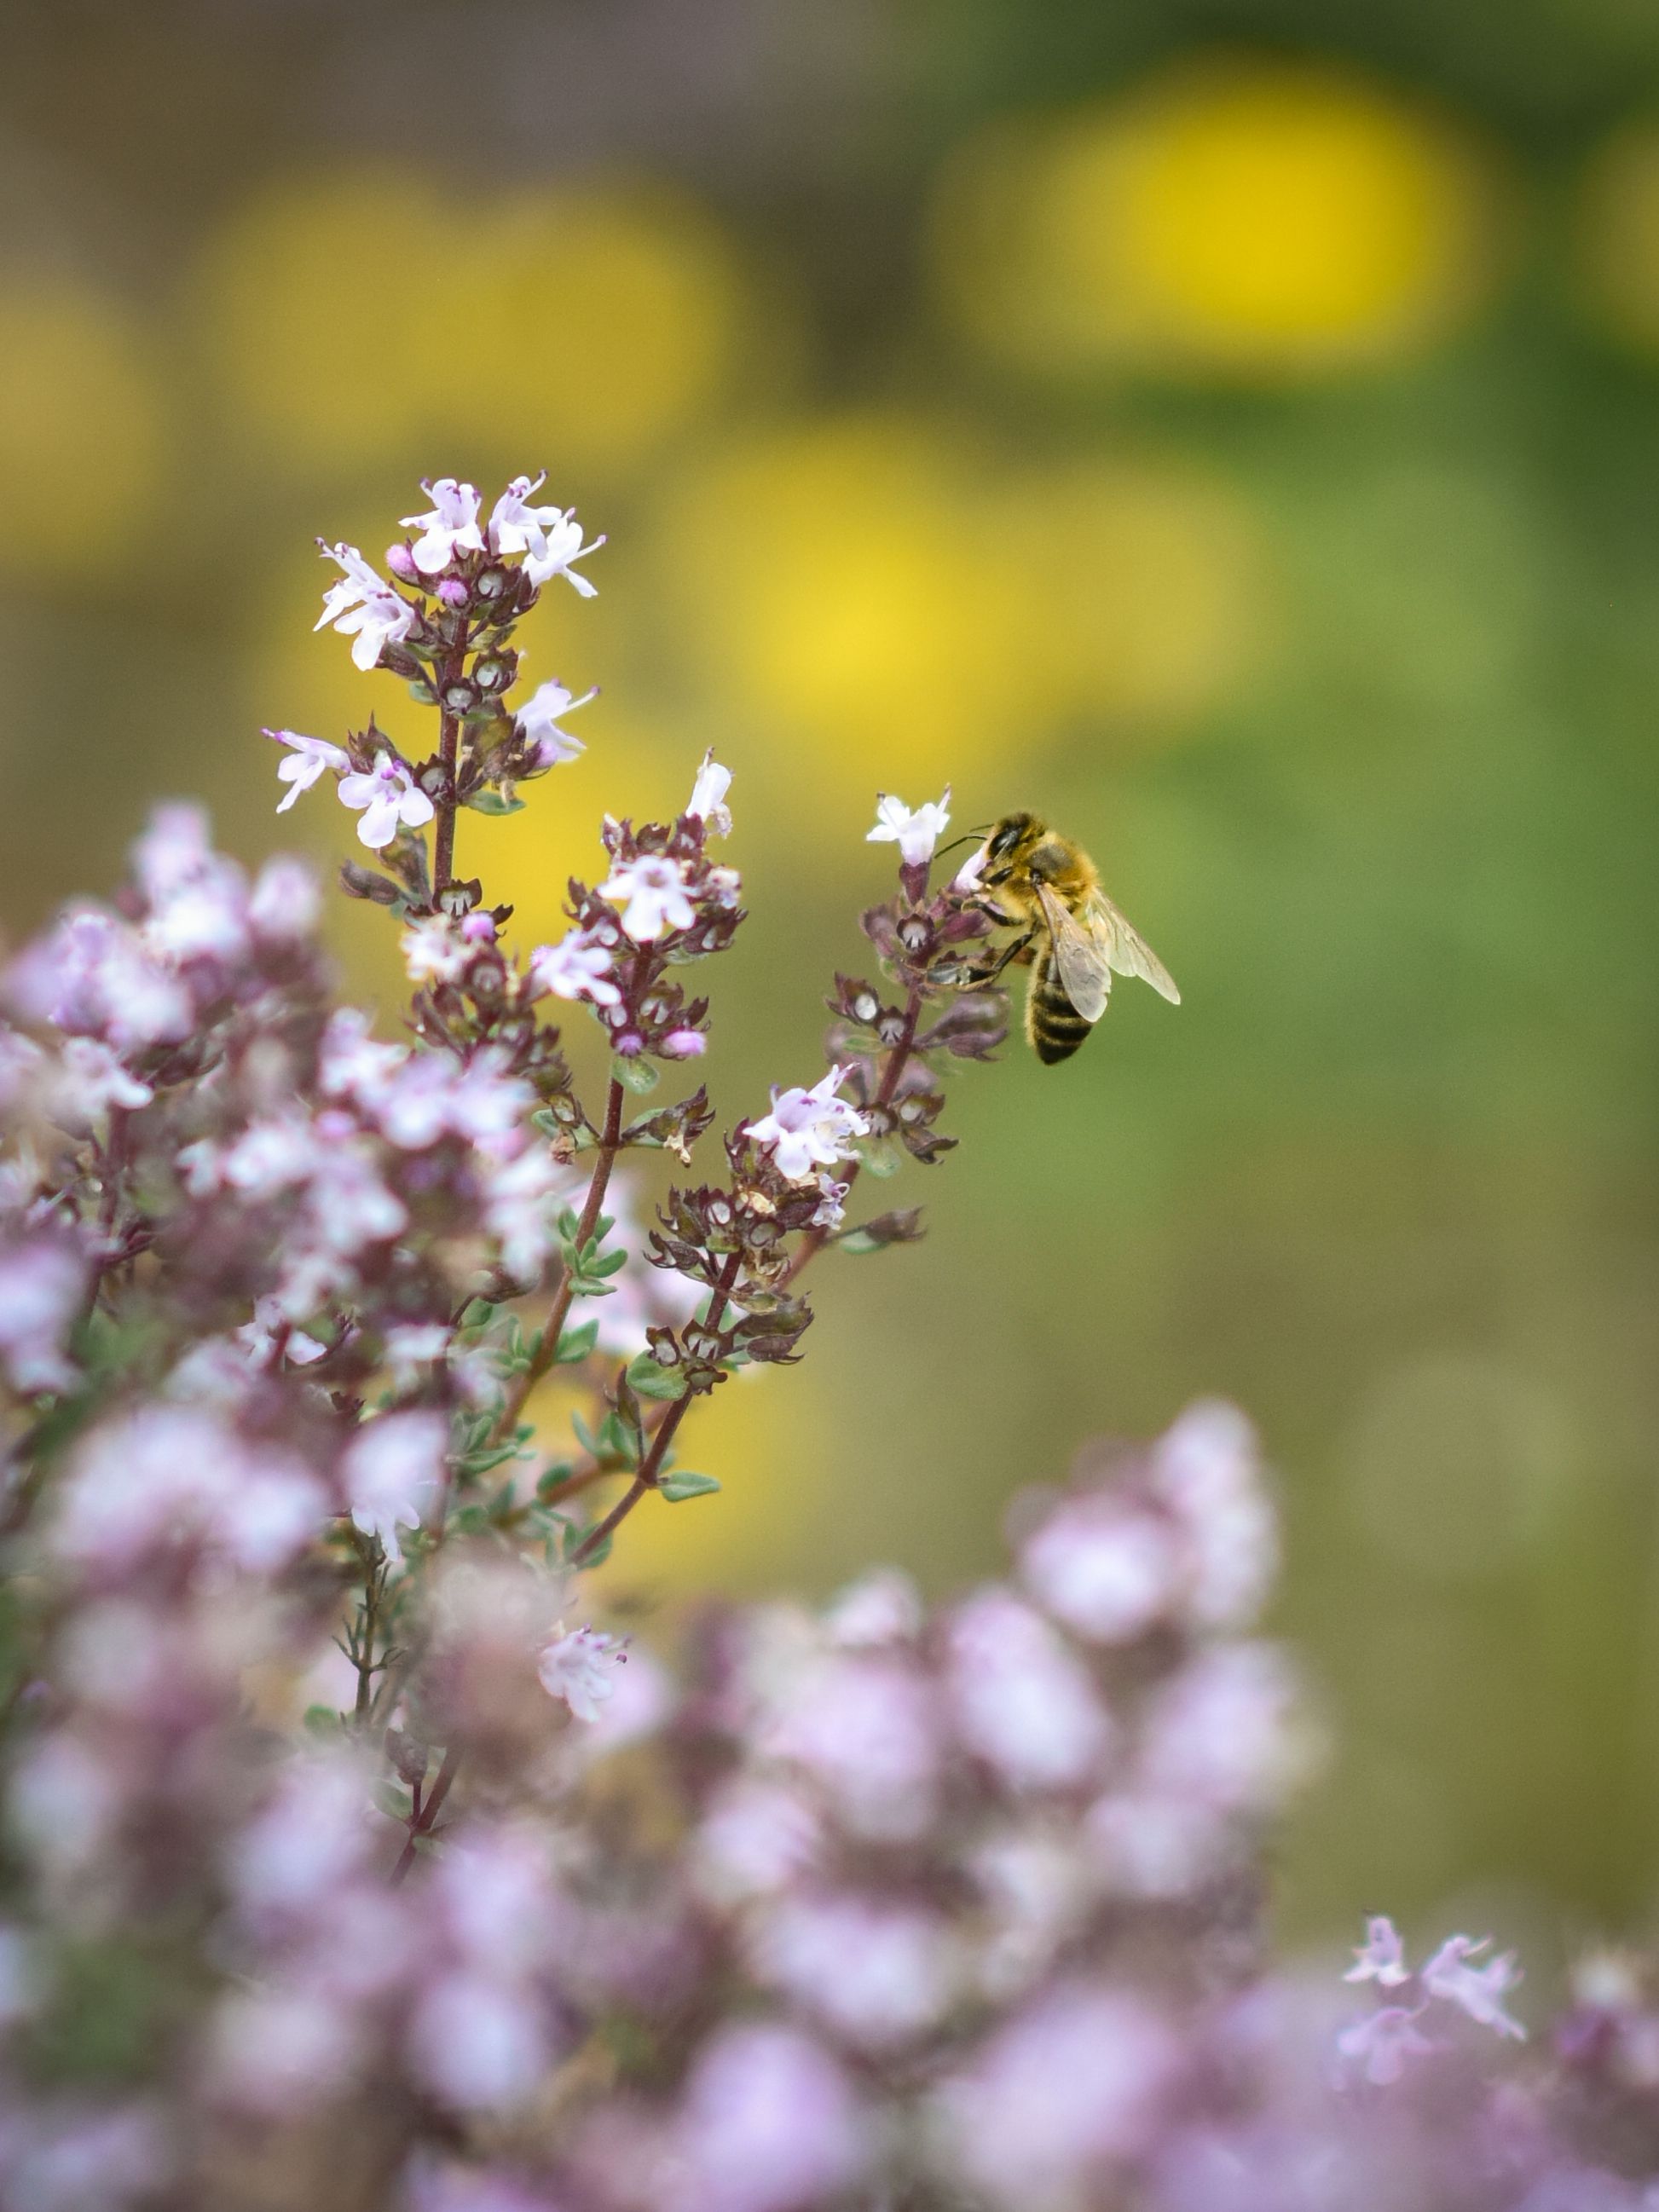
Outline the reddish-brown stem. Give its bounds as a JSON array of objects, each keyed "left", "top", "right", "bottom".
[
  {"left": 390, "top": 1741, "right": 462, "bottom": 1885},
  {"left": 569, "top": 1246, "right": 743, "bottom": 1567},
  {"left": 491, "top": 1076, "right": 627, "bottom": 1447},
  {"left": 431, "top": 684, "right": 462, "bottom": 895},
  {"left": 781, "top": 977, "right": 926, "bottom": 1290}
]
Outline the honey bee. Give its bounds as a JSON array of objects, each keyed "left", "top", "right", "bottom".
[{"left": 968, "top": 811, "right": 1180, "bottom": 1064}]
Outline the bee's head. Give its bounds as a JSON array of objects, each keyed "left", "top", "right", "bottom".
[{"left": 980, "top": 811, "right": 1043, "bottom": 886}]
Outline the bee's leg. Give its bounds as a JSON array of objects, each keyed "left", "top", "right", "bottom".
[{"left": 955, "top": 929, "right": 1035, "bottom": 986}]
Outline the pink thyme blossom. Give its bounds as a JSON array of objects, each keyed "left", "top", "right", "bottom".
[
  {"left": 1139, "top": 1643, "right": 1309, "bottom": 1816},
  {"left": 945, "top": 1587, "right": 1115, "bottom": 1793},
  {"left": 1422, "top": 1935, "right": 1526, "bottom": 2039},
  {"left": 932, "top": 1988, "right": 1182, "bottom": 2208},
  {"left": 481, "top": 1144, "right": 573, "bottom": 1284},
  {"left": 667, "top": 2023, "right": 866, "bottom": 2212},
  {"left": 747, "top": 1066, "right": 869, "bottom": 1181},
  {"left": 267, "top": 730, "right": 350, "bottom": 815},
  {"left": 8, "top": 907, "right": 192, "bottom": 1049},
  {"left": 1153, "top": 1399, "right": 1278, "bottom": 1632},
  {"left": 1345, "top": 1915, "right": 1411, "bottom": 1988},
  {"left": 1020, "top": 1493, "right": 1181, "bottom": 1645},
  {"left": 0, "top": 1235, "right": 88, "bottom": 1394},
  {"left": 755, "top": 1646, "right": 942, "bottom": 1843},
  {"left": 529, "top": 931, "right": 621, "bottom": 1007},
  {"left": 693, "top": 1778, "right": 822, "bottom": 1905},
  {"left": 599, "top": 853, "right": 697, "bottom": 944},
  {"left": 537, "top": 1624, "right": 627, "bottom": 1723},
  {"left": 54, "top": 1406, "right": 327, "bottom": 1575},
  {"left": 337, "top": 753, "right": 436, "bottom": 851},
  {"left": 487, "top": 475, "right": 604, "bottom": 594},
  {"left": 139, "top": 829, "right": 251, "bottom": 962},
  {"left": 751, "top": 1891, "right": 959, "bottom": 2051},
  {"left": 824, "top": 1568, "right": 923, "bottom": 1648},
  {"left": 1336, "top": 2003, "right": 1436, "bottom": 2086},
  {"left": 1087, "top": 1787, "right": 1226, "bottom": 1901},
  {"left": 54, "top": 1037, "right": 153, "bottom": 1122},
  {"left": 868, "top": 788, "right": 951, "bottom": 869},
  {"left": 343, "top": 1411, "right": 447, "bottom": 1566},
  {"left": 516, "top": 678, "right": 595, "bottom": 767},
  {"left": 248, "top": 854, "right": 321, "bottom": 941},
  {"left": 400, "top": 478, "right": 486, "bottom": 575},
  {"left": 686, "top": 750, "right": 734, "bottom": 836},
  {"left": 315, "top": 542, "right": 417, "bottom": 670}
]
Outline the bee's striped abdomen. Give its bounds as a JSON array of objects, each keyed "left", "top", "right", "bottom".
[{"left": 1026, "top": 946, "right": 1093, "bottom": 1066}]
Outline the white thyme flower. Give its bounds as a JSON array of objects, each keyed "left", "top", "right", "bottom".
[
  {"left": 315, "top": 543, "right": 418, "bottom": 672},
  {"left": 268, "top": 730, "right": 350, "bottom": 815},
  {"left": 538, "top": 1622, "right": 627, "bottom": 1723},
  {"left": 599, "top": 854, "right": 697, "bottom": 944},
  {"left": 488, "top": 474, "right": 604, "bottom": 596},
  {"left": 748, "top": 1066, "right": 870, "bottom": 1182},
  {"left": 337, "top": 753, "right": 436, "bottom": 852},
  {"left": 686, "top": 750, "right": 734, "bottom": 837},
  {"left": 868, "top": 788, "right": 951, "bottom": 870},
  {"left": 529, "top": 931, "right": 621, "bottom": 1008},
  {"left": 516, "top": 678, "right": 596, "bottom": 768},
  {"left": 812, "top": 1173, "right": 850, "bottom": 1230},
  {"left": 343, "top": 1410, "right": 447, "bottom": 1567},
  {"left": 951, "top": 840, "right": 989, "bottom": 894},
  {"left": 400, "top": 477, "right": 485, "bottom": 575},
  {"left": 400, "top": 915, "right": 469, "bottom": 985}
]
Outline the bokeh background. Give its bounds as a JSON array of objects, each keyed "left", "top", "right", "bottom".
[{"left": 5, "top": 0, "right": 1659, "bottom": 1964}]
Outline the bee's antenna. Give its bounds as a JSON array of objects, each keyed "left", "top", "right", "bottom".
[{"left": 934, "top": 829, "right": 987, "bottom": 858}]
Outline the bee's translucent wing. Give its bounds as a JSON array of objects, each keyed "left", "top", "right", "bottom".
[
  {"left": 1084, "top": 888, "right": 1182, "bottom": 1005},
  {"left": 1035, "top": 881, "right": 1113, "bottom": 1023}
]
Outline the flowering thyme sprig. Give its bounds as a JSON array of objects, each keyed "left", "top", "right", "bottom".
[
  {"left": 286, "top": 475, "right": 606, "bottom": 910},
  {"left": 543, "top": 793, "right": 1007, "bottom": 1568},
  {"left": 786, "top": 787, "right": 1006, "bottom": 1280}
]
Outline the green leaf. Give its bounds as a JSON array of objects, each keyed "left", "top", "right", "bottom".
[
  {"left": 536, "top": 1462, "right": 575, "bottom": 1500},
  {"left": 586, "top": 1245, "right": 628, "bottom": 1279},
  {"left": 626, "top": 1352, "right": 686, "bottom": 1402},
  {"left": 555, "top": 1318, "right": 600, "bottom": 1364},
  {"left": 303, "top": 1704, "right": 345, "bottom": 1738},
  {"left": 659, "top": 1471, "right": 721, "bottom": 1503},
  {"left": 463, "top": 788, "right": 526, "bottom": 816},
  {"left": 612, "top": 1054, "right": 660, "bottom": 1094},
  {"left": 459, "top": 1441, "right": 523, "bottom": 1480},
  {"left": 857, "top": 1137, "right": 904, "bottom": 1179}
]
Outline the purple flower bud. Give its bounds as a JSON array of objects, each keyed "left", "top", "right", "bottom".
[
  {"left": 436, "top": 579, "right": 469, "bottom": 608},
  {"left": 662, "top": 1029, "right": 707, "bottom": 1059},
  {"left": 384, "top": 542, "right": 419, "bottom": 580},
  {"left": 614, "top": 1031, "right": 645, "bottom": 1057}
]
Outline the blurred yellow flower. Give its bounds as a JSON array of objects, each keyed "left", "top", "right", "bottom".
[
  {"left": 933, "top": 61, "right": 1495, "bottom": 378},
  {"left": 0, "top": 280, "right": 166, "bottom": 580},
  {"left": 198, "top": 170, "right": 455, "bottom": 467},
  {"left": 654, "top": 419, "right": 1267, "bottom": 825},
  {"left": 1573, "top": 120, "right": 1659, "bottom": 354},
  {"left": 653, "top": 416, "right": 1048, "bottom": 805},
  {"left": 466, "top": 187, "right": 757, "bottom": 474},
  {"left": 197, "top": 170, "right": 758, "bottom": 475}
]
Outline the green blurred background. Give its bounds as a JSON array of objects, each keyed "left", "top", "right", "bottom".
[{"left": 6, "top": 0, "right": 1659, "bottom": 1958}]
